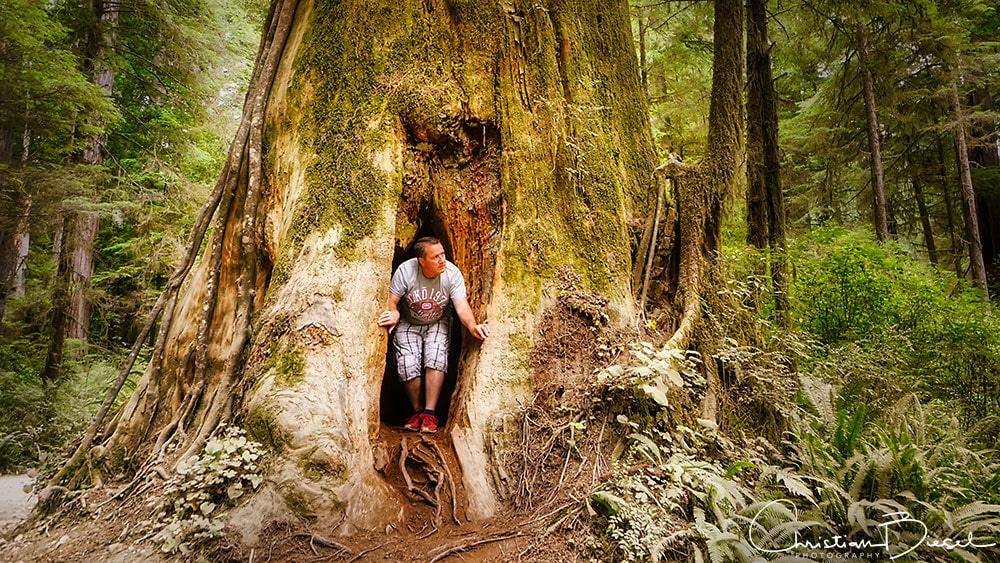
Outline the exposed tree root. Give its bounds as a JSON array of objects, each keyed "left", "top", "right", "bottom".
[
  {"left": 290, "top": 532, "right": 352, "bottom": 557},
  {"left": 426, "top": 440, "right": 461, "bottom": 525},
  {"left": 343, "top": 541, "right": 392, "bottom": 563},
  {"left": 398, "top": 435, "right": 462, "bottom": 530}
]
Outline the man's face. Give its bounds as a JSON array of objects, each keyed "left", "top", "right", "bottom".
[{"left": 418, "top": 243, "right": 447, "bottom": 277}]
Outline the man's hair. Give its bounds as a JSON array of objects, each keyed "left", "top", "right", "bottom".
[{"left": 413, "top": 236, "right": 442, "bottom": 258}]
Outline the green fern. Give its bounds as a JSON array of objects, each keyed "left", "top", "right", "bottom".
[{"left": 831, "top": 404, "right": 865, "bottom": 462}]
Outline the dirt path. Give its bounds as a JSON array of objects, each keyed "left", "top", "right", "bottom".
[{"left": 0, "top": 475, "right": 34, "bottom": 533}]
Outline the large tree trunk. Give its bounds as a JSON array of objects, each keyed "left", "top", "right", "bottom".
[
  {"left": 745, "top": 0, "right": 788, "bottom": 327},
  {"left": 857, "top": 21, "right": 890, "bottom": 243},
  {"left": 949, "top": 81, "right": 990, "bottom": 300},
  {"left": 50, "top": 0, "right": 657, "bottom": 529}
]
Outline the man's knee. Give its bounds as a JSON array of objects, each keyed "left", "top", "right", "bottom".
[{"left": 397, "top": 352, "right": 423, "bottom": 382}]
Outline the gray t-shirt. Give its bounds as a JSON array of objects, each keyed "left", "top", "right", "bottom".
[{"left": 389, "top": 258, "right": 467, "bottom": 325}]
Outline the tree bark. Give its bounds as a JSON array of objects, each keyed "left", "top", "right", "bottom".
[
  {"left": 949, "top": 81, "right": 990, "bottom": 300},
  {"left": 52, "top": 0, "right": 658, "bottom": 529},
  {"left": 912, "top": 175, "right": 938, "bottom": 265},
  {"left": 939, "top": 135, "right": 964, "bottom": 278},
  {"left": 746, "top": 0, "right": 788, "bottom": 327},
  {"left": 857, "top": 21, "right": 889, "bottom": 243}
]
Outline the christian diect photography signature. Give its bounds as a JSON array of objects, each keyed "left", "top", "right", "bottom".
[{"left": 747, "top": 499, "right": 998, "bottom": 560}]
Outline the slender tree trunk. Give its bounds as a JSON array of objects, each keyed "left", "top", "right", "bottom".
[
  {"left": 637, "top": 6, "right": 649, "bottom": 97},
  {"left": 0, "top": 125, "right": 25, "bottom": 324},
  {"left": 43, "top": 217, "right": 72, "bottom": 383},
  {"left": 967, "top": 86, "right": 999, "bottom": 287},
  {"left": 949, "top": 81, "right": 990, "bottom": 300},
  {"left": 857, "top": 22, "right": 889, "bottom": 243},
  {"left": 912, "top": 176, "right": 938, "bottom": 265},
  {"left": 746, "top": 0, "right": 788, "bottom": 327},
  {"left": 14, "top": 126, "right": 30, "bottom": 299},
  {"left": 939, "top": 135, "right": 964, "bottom": 278},
  {"left": 653, "top": 0, "right": 744, "bottom": 427},
  {"left": 0, "top": 192, "right": 31, "bottom": 326}
]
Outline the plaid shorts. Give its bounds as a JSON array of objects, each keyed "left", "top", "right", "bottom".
[{"left": 393, "top": 317, "right": 451, "bottom": 381}]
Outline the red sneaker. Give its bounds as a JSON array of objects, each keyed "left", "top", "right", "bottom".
[
  {"left": 420, "top": 414, "right": 438, "bottom": 433},
  {"left": 403, "top": 413, "right": 423, "bottom": 431}
]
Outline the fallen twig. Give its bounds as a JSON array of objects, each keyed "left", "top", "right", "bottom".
[
  {"left": 344, "top": 541, "right": 391, "bottom": 563},
  {"left": 428, "top": 532, "right": 523, "bottom": 563}
]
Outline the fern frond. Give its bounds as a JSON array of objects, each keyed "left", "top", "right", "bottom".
[{"left": 951, "top": 501, "right": 1000, "bottom": 529}]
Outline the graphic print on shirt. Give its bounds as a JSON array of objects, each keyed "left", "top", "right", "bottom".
[{"left": 405, "top": 285, "right": 449, "bottom": 324}]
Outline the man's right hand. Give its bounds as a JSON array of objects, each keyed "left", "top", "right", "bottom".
[{"left": 377, "top": 309, "right": 399, "bottom": 330}]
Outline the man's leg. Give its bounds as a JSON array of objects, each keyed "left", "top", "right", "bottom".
[
  {"left": 394, "top": 320, "right": 425, "bottom": 427},
  {"left": 422, "top": 317, "right": 451, "bottom": 414},
  {"left": 423, "top": 369, "right": 444, "bottom": 412},
  {"left": 402, "top": 376, "right": 423, "bottom": 412}
]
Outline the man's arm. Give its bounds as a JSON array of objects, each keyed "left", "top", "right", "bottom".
[
  {"left": 377, "top": 293, "right": 402, "bottom": 331},
  {"left": 453, "top": 297, "right": 489, "bottom": 340}
]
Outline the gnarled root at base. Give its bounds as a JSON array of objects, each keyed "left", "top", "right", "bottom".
[{"left": 398, "top": 435, "right": 462, "bottom": 531}]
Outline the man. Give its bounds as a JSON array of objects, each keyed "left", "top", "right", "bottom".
[{"left": 377, "top": 236, "right": 489, "bottom": 433}]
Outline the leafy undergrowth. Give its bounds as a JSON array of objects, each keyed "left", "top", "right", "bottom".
[
  {"left": 152, "top": 426, "right": 265, "bottom": 556},
  {"left": 578, "top": 229, "right": 1000, "bottom": 562}
]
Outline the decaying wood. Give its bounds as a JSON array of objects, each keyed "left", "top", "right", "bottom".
[{"left": 639, "top": 177, "right": 666, "bottom": 314}]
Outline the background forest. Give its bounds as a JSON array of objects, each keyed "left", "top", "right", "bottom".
[{"left": 0, "top": 0, "right": 999, "bottom": 561}]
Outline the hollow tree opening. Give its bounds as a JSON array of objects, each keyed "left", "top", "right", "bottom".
[
  {"left": 378, "top": 223, "right": 465, "bottom": 428},
  {"left": 376, "top": 119, "right": 503, "bottom": 431}
]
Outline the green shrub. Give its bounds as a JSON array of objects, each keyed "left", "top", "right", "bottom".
[
  {"left": 793, "top": 235, "right": 896, "bottom": 344},
  {"left": 154, "top": 426, "right": 265, "bottom": 555},
  {"left": 788, "top": 229, "right": 1000, "bottom": 428}
]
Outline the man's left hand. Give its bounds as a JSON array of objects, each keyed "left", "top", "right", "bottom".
[{"left": 472, "top": 322, "right": 490, "bottom": 340}]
